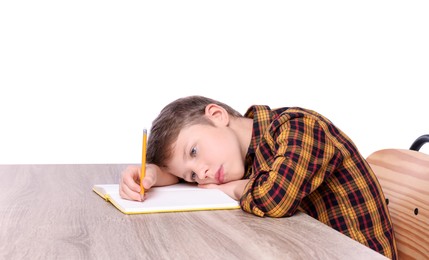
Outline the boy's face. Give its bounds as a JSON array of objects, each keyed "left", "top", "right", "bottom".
[{"left": 166, "top": 123, "right": 245, "bottom": 184}]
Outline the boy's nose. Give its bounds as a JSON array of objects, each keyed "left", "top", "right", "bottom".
[{"left": 197, "top": 169, "right": 209, "bottom": 180}]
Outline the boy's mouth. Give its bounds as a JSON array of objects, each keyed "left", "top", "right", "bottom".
[{"left": 215, "top": 165, "right": 224, "bottom": 184}]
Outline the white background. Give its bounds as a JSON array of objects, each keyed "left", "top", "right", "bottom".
[{"left": 1, "top": 1, "right": 428, "bottom": 164}]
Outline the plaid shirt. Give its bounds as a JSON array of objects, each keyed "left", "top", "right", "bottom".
[{"left": 240, "top": 105, "right": 397, "bottom": 259}]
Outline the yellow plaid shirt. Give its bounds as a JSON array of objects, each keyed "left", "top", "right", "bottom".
[{"left": 240, "top": 105, "right": 397, "bottom": 259}]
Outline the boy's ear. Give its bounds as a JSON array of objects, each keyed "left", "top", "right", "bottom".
[{"left": 205, "top": 104, "right": 230, "bottom": 126}]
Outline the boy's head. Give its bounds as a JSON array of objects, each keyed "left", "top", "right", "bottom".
[{"left": 147, "top": 95, "right": 242, "bottom": 168}]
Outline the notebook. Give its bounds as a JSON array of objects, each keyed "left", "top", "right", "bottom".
[{"left": 93, "top": 183, "right": 240, "bottom": 214}]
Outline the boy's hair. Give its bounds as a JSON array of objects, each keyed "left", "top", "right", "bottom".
[{"left": 147, "top": 95, "right": 242, "bottom": 167}]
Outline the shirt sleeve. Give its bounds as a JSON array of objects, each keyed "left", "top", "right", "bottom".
[{"left": 240, "top": 112, "right": 338, "bottom": 217}]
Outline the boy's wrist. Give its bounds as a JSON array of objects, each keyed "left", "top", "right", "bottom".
[
  {"left": 233, "top": 179, "right": 250, "bottom": 200},
  {"left": 151, "top": 164, "right": 179, "bottom": 186}
]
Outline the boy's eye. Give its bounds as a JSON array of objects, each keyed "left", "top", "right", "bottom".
[
  {"left": 190, "top": 147, "right": 197, "bottom": 157},
  {"left": 191, "top": 172, "right": 197, "bottom": 181}
]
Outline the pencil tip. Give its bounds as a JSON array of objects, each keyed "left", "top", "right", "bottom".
[{"left": 143, "top": 129, "right": 147, "bottom": 134}]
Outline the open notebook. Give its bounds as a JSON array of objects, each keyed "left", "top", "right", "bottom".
[{"left": 93, "top": 183, "right": 240, "bottom": 214}]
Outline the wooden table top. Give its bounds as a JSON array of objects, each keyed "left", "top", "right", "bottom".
[{"left": 0, "top": 164, "right": 387, "bottom": 259}]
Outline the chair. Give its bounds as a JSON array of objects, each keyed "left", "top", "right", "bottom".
[
  {"left": 366, "top": 137, "right": 429, "bottom": 259},
  {"left": 410, "top": 134, "right": 429, "bottom": 152}
]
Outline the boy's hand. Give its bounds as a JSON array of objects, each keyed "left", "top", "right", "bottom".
[
  {"left": 119, "top": 164, "right": 157, "bottom": 202},
  {"left": 199, "top": 179, "right": 250, "bottom": 201}
]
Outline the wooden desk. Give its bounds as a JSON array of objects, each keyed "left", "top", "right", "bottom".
[{"left": 0, "top": 164, "right": 387, "bottom": 259}]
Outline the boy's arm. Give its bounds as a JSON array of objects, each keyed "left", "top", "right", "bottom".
[
  {"left": 240, "top": 116, "right": 337, "bottom": 218},
  {"left": 152, "top": 164, "right": 180, "bottom": 187},
  {"left": 199, "top": 179, "right": 250, "bottom": 201}
]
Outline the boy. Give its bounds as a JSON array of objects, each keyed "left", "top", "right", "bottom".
[{"left": 119, "top": 95, "right": 397, "bottom": 259}]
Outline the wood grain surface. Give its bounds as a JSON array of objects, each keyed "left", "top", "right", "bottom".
[
  {"left": 367, "top": 149, "right": 429, "bottom": 260},
  {"left": 0, "top": 164, "right": 387, "bottom": 259}
]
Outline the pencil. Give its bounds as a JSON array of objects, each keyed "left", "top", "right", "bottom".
[{"left": 140, "top": 129, "right": 147, "bottom": 199}]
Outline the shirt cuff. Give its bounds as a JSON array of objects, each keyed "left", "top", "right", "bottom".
[{"left": 240, "top": 178, "right": 265, "bottom": 217}]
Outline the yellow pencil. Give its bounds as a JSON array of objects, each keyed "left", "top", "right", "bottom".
[{"left": 140, "top": 129, "right": 147, "bottom": 199}]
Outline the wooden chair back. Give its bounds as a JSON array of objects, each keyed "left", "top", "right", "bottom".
[{"left": 367, "top": 149, "right": 429, "bottom": 259}]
